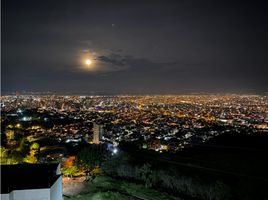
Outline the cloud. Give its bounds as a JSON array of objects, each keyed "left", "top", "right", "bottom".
[
  {"left": 91, "top": 54, "right": 129, "bottom": 73},
  {"left": 75, "top": 48, "right": 206, "bottom": 79},
  {"left": 94, "top": 53, "right": 178, "bottom": 74},
  {"left": 97, "top": 54, "right": 127, "bottom": 67}
]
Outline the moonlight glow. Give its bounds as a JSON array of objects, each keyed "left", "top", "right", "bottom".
[
  {"left": 85, "top": 59, "right": 92, "bottom": 66},
  {"left": 80, "top": 56, "right": 96, "bottom": 72}
]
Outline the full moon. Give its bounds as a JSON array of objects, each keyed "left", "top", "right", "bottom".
[{"left": 85, "top": 59, "right": 92, "bottom": 66}]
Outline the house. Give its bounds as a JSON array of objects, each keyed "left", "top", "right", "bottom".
[{"left": 1, "top": 163, "right": 62, "bottom": 200}]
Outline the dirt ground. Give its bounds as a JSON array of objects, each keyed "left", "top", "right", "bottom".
[{"left": 62, "top": 177, "right": 90, "bottom": 197}]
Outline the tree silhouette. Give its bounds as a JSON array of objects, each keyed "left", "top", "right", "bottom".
[{"left": 76, "top": 144, "right": 108, "bottom": 181}]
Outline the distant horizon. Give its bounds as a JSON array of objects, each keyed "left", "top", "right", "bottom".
[{"left": 1, "top": 90, "right": 267, "bottom": 96}]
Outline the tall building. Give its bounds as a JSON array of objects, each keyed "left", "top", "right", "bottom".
[{"left": 93, "top": 123, "right": 103, "bottom": 144}]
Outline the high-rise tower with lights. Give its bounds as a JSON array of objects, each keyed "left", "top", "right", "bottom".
[{"left": 93, "top": 123, "right": 103, "bottom": 144}]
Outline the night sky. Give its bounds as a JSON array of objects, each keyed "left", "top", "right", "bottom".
[{"left": 2, "top": 0, "right": 268, "bottom": 94}]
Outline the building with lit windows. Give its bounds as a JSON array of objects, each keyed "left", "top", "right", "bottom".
[{"left": 93, "top": 123, "right": 103, "bottom": 144}]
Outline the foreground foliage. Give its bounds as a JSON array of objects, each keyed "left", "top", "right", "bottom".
[
  {"left": 102, "top": 152, "right": 231, "bottom": 200},
  {"left": 66, "top": 176, "right": 178, "bottom": 200}
]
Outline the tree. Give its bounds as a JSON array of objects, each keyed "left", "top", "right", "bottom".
[
  {"left": 76, "top": 144, "right": 108, "bottom": 181},
  {"left": 23, "top": 142, "right": 40, "bottom": 163},
  {"left": 76, "top": 144, "right": 108, "bottom": 168},
  {"left": 61, "top": 166, "right": 80, "bottom": 178},
  {"left": 102, "top": 152, "right": 130, "bottom": 176},
  {"left": 0, "top": 147, "right": 8, "bottom": 164},
  {"left": 1, "top": 146, "right": 24, "bottom": 164},
  {"left": 17, "top": 137, "right": 30, "bottom": 156},
  {"left": 138, "top": 163, "right": 154, "bottom": 188},
  {"left": 7, "top": 150, "right": 23, "bottom": 164},
  {"left": 63, "top": 155, "right": 76, "bottom": 168}
]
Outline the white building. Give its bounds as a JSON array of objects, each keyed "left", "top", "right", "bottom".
[
  {"left": 1, "top": 163, "right": 62, "bottom": 200},
  {"left": 93, "top": 123, "right": 103, "bottom": 144}
]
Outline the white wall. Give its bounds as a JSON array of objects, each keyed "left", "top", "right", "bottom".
[
  {"left": 1, "top": 176, "right": 62, "bottom": 200},
  {"left": 50, "top": 176, "right": 63, "bottom": 200},
  {"left": 0, "top": 194, "right": 10, "bottom": 200},
  {"left": 11, "top": 188, "right": 50, "bottom": 200},
  {"left": 56, "top": 164, "right": 61, "bottom": 175}
]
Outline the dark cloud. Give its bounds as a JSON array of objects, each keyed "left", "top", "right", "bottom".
[
  {"left": 96, "top": 54, "right": 129, "bottom": 72},
  {"left": 93, "top": 53, "right": 180, "bottom": 74}
]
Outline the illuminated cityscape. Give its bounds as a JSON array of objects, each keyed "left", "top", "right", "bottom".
[
  {"left": 2, "top": 0, "right": 268, "bottom": 199},
  {"left": 1, "top": 94, "right": 268, "bottom": 199},
  {"left": 1, "top": 94, "right": 268, "bottom": 153}
]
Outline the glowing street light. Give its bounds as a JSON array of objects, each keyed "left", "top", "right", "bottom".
[{"left": 112, "top": 148, "right": 118, "bottom": 155}]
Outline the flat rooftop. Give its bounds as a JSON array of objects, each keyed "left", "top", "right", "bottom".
[{"left": 1, "top": 163, "right": 61, "bottom": 194}]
